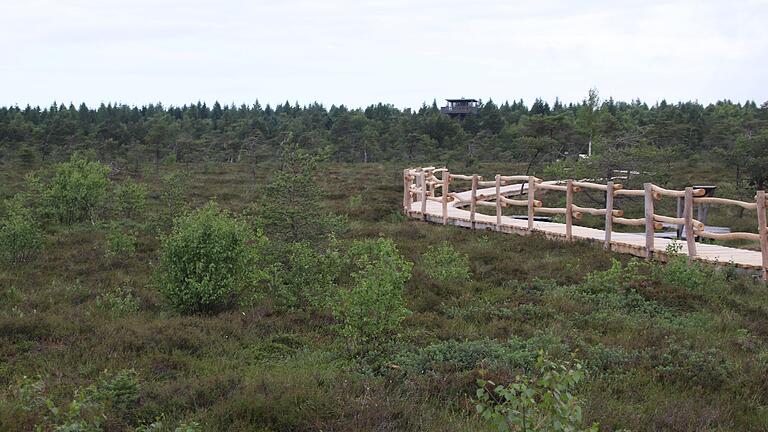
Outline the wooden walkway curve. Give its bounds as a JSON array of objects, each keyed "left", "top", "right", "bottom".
[{"left": 403, "top": 167, "right": 768, "bottom": 277}]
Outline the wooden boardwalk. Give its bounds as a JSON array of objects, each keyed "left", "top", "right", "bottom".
[{"left": 404, "top": 170, "right": 767, "bottom": 274}]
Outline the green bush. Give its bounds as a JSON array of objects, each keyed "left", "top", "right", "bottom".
[
  {"left": 333, "top": 237, "right": 412, "bottom": 343},
  {"left": 259, "top": 141, "right": 346, "bottom": 245},
  {"left": 654, "top": 242, "right": 718, "bottom": 291},
  {"left": 265, "top": 241, "right": 342, "bottom": 310},
  {"left": 476, "top": 354, "right": 598, "bottom": 432},
  {"left": 157, "top": 202, "right": 265, "bottom": 314},
  {"left": 422, "top": 241, "right": 471, "bottom": 282},
  {"left": 114, "top": 179, "right": 147, "bottom": 220},
  {"left": 348, "top": 194, "right": 363, "bottom": 209},
  {"left": 104, "top": 224, "right": 137, "bottom": 258},
  {"left": 442, "top": 299, "right": 514, "bottom": 322},
  {"left": 0, "top": 195, "right": 43, "bottom": 264},
  {"left": 652, "top": 337, "right": 735, "bottom": 389},
  {"left": 11, "top": 370, "right": 140, "bottom": 430},
  {"left": 159, "top": 171, "right": 189, "bottom": 228},
  {"left": 395, "top": 338, "right": 538, "bottom": 376},
  {"left": 95, "top": 282, "right": 140, "bottom": 317},
  {"left": 42, "top": 152, "right": 111, "bottom": 224}
]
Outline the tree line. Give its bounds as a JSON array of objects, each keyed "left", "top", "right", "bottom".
[{"left": 1, "top": 92, "right": 767, "bottom": 181}]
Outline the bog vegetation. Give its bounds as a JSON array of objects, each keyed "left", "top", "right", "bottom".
[{"left": 1, "top": 93, "right": 768, "bottom": 431}]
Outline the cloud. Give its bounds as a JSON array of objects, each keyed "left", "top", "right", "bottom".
[{"left": 1, "top": 0, "right": 766, "bottom": 107}]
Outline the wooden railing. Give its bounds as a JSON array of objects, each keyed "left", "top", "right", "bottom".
[{"left": 403, "top": 167, "right": 768, "bottom": 280}]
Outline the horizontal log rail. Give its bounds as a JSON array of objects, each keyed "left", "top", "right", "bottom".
[
  {"left": 694, "top": 197, "right": 757, "bottom": 210},
  {"left": 611, "top": 216, "right": 658, "bottom": 228},
  {"left": 449, "top": 174, "right": 479, "bottom": 181},
  {"left": 614, "top": 188, "right": 662, "bottom": 200},
  {"left": 695, "top": 230, "right": 761, "bottom": 241},
  {"left": 572, "top": 181, "right": 623, "bottom": 192},
  {"left": 535, "top": 206, "right": 576, "bottom": 216},
  {"left": 536, "top": 183, "right": 581, "bottom": 193},
  {"left": 404, "top": 167, "right": 768, "bottom": 280},
  {"left": 572, "top": 204, "right": 623, "bottom": 217},
  {"left": 500, "top": 175, "right": 541, "bottom": 182},
  {"left": 653, "top": 214, "right": 705, "bottom": 231},
  {"left": 652, "top": 184, "right": 706, "bottom": 198},
  {"left": 500, "top": 196, "right": 541, "bottom": 207}
]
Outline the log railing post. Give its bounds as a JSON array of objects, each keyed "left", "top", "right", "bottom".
[
  {"left": 420, "top": 171, "right": 427, "bottom": 221},
  {"left": 402, "top": 169, "right": 410, "bottom": 214},
  {"left": 684, "top": 187, "right": 697, "bottom": 259},
  {"left": 411, "top": 168, "right": 421, "bottom": 211},
  {"left": 470, "top": 174, "right": 478, "bottom": 229},
  {"left": 604, "top": 181, "right": 614, "bottom": 250},
  {"left": 495, "top": 174, "right": 502, "bottom": 231},
  {"left": 644, "top": 183, "right": 655, "bottom": 260},
  {"left": 527, "top": 177, "right": 535, "bottom": 230},
  {"left": 675, "top": 196, "right": 683, "bottom": 239},
  {"left": 757, "top": 190, "right": 768, "bottom": 281},
  {"left": 565, "top": 179, "right": 574, "bottom": 241},
  {"left": 442, "top": 171, "right": 450, "bottom": 225}
]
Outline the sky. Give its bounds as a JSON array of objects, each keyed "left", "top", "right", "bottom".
[{"left": 1, "top": 0, "right": 767, "bottom": 109}]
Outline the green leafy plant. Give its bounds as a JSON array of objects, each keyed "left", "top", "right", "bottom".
[
  {"left": 265, "top": 241, "right": 342, "bottom": 310},
  {"left": 159, "top": 171, "right": 189, "bottom": 228},
  {"left": 113, "top": 179, "right": 148, "bottom": 219},
  {"left": 11, "top": 370, "right": 140, "bottom": 431},
  {"left": 422, "top": 241, "right": 471, "bottom": 282},
  {"left": 333, "top": 237, "right": 412, "bottom": 343},
  {"left": 348, "top": 194, "right": 363, "bottom": 209},
  {"left": 258, "top": 139, "right": 346, "bottom": 245},
  {"left": 0, "top": 194, "right": 43, "bottom": 264},
  {"left": 394, "top": 337, "right": 551, "bottom": 376},
  {"left": 95, "top": 282, "right": 140, "bottom": 317},
  {"left": 476, "top": 353, "right": 598, "bottom": 432},
  {"left": 104, "top": 223, "right": 137, "bottom": 258},
  {"left": 654, "top": 242, "right": 717, "bottom": 291},
  {"left": 157, "top": 202, "right": 265, "bottom": 314},
  {"left": 652, "top": 336, "right": 734, "bottom": 389},
  {"left": 41, "top": 152, "right": 111, "bottom": 224}
]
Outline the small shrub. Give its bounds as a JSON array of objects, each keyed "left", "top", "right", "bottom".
[
  {"left": 9, "top": 370, "right": 140, "bottom": 430},
  {"left": 42, "top": 152, "right": 111, "bottom": 224},
  {"left": 15, "top": 144, "right": 40, "bottom": 166},
  {"left": 95, "top": 282, "right": 140, "bottom": 317},
  {"left": 442, "top": 299, "right": 515, "bottom": 322},
  {"left": 476, "top": 354, "right": 598, "bottom": 432},
  {"left": 348, "top": 194, "right": 363, "bottom": 209},
  {"left": 579, "top": 258, "right": 648, "bottom": 293},
  {"left": 162, "top": 153, "right": 177, "bottom": 165},
  {"left": 584, "top": 343, "right": 636, "bottom": 373},
  {"left": 0, "top": 195, "right": 44, "bottom": 264},
  {"left": 157, "top": 202, "right": 265, "bottom": 314},
  {"left": 114, "top": 179, "right": 148, "bottom": 219},
  {"left": 259, "top": 141, "right": 346, "bottom": 245},
  {"left": 422, "top": 241, "right": 471, "bottom": 282},
  {"left": 160, "top": 171, "right": 189, "bottom": 227},
  {"left": 654, "top": 242, "right": 718, "bottom": 291},
  {"left": 136, "top": 416, "right": 202, "bottom": 432},
  {"left": 104, "top": 224, "right": 137, "bottom": 258},
  {"left": 385, "top": 211, "right": 407, "bottom": 223},
  {"left": 652, "top": 337, "right": 735, "bottom": 389},
  {"left": 333, "top": 237, "right": 412, "bottom": 343},
  {"left": 265, "top": 241, "right": 342, "bottom": 310},
  {"left": 580, "top": 259, "right": 625, "bottom": 293},
  {"left": 395, "top": 338, "right": 538, "bottom": 376}
]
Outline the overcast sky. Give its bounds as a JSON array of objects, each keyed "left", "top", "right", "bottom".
[{"left": 1, "top": 0, "right": 766, "bottom": 109}]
